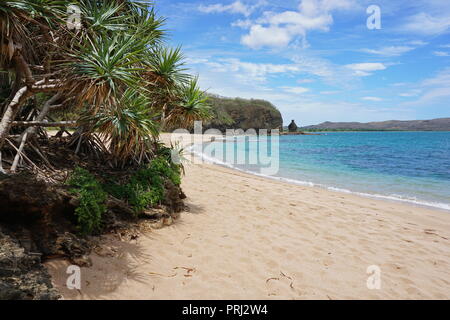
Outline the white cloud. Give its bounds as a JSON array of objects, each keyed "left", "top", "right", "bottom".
[
  {"left": 199, "top": 1, "right": 266, "bottom": 17},
  {"left": 345, "top": 63, "right": 387, "bottom": 77},
  {"left": 281, "top": 86, "right": 310, "bottom": 94},
  {"left": 416, "top": 87, "right": 450, "bottom": 103},
  {"left": 320, "top": 91, "right": 339, "bottom": 95},
  {"left": 399, "top": 90, "right": 421, "bottom": 97},
  {"left": 422, "top": 67, "right": 450, "bottom": 87},
  {"left": 187, "top": 52, "right": 350, "bottom": 87},
  {"left": 194, "top": 58, "right": 302, "bottom": 83},
  {"left": 297, "top": 79, "right": 315, "bottom": 84},
  {"left": 231, "top": 19, "right": 253, "bottom": 29},
  {"left": 408, "top": 40, "right": 428, "bottom": 46},
  {"left": 362, "top": 96, "right": 383, "bottom": 102},
  {"left": 240, "top": 0, "right": 357, "bottom": 48},
  {"left": 196, "top": 69, "right": 408, "bottom": 125},
  {"left": 361, "top": 46, "right": 416, "bottom": 57},
  {"left": 433, "top": 51, "right": 450, "bottom": 56},
  {"left": 291, "top": 54, "right": 351, "bottom": 82},
  {"left": 392, "top": 82, "right": 408, "bottom": 87},
  {"left": 185, "top": 57, "right": 210, "bottom": 64},
  {"left": 241, "top": 25, "right": 294, "bottom": 48},
  {"left": 403, "top": 68, "right": 450, "bottom": 105},
  {"left": 400, "top": 13, "right": 450, "bottom": 35},
  {"left": 186, "top": 52, "right": 387, "bottom": 102},
  {"left": 186, "top": 52, "right": 415, "bottom": 125}
]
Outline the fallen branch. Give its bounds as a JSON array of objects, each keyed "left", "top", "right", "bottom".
[
  {"left": 30, "top": 143, "right": 55, "bottom": 171},
  {"left": 15, "top": 93, "right": 63, "bottom": 147},
  {"left": 46, "top": 115, "right": 73, "bottom": 137},
  {"left": 5, "top": 138, "right": 39, "bottom": 171},
  {"left": 11, "top": 131, "right": 28, "bottom": 173}
]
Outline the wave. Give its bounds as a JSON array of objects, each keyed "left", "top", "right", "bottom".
[{"left": 188, "top": 144, "right": 450, "bottom": 212}]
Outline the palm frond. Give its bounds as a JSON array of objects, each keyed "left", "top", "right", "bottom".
[
  {"left": 166, "top": 77, "right": 212, "bottom": 128},
  {"left": 63, "top": 33, "right": 147, "bottom": 108},
  {"left": 145, "top": 46, "right": 190, "bottom": 88},
  {"left": 80, "top": 0, "right": 129, "bottom": 33},
  {"left": 80, "top": 89, "right": 159, "bottom": 163}
]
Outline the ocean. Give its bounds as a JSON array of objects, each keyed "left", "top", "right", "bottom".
[{"left": 193, "top": 131, "right": 450, "bottom": 211}]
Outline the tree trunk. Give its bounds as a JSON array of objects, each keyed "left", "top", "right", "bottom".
[
  {"left": 0, "top": 80, "right": 64, "bottom": 150},
  {"left": 161, "top": 103, "right": 168, "bottom": 131},
  {"left": 2, "top": 50, "right": 34, "bottom": 112},
  {"left": 12, "top": 50, "right": 34, "bottom": 85},
  {"left": 16, "top": 92, "right": 62, "bottom": 143},
  {"left": 0, "top": 86, "right": 32, "bottom": 150}
]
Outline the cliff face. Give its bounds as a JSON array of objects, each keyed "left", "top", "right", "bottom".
[
  {"left": 301, "top": 118, "right": 450, "bottom": 131},
  {"left": 203, "top": 95, "right": 283, "bottom": 132}
]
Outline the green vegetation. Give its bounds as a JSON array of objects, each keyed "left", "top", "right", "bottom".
[
  {"left": 67, "top": 155, "right": 182, "bottom": 233},
  {"left": 0, "top": 0, "right": 212, "bottom": 167},
  {"left": 204, "top": 95, "right": 283, "bottom": 131},
  {"left": 0, "top": 1, "right": 208, "bottom": 233},
  {"left": 104, "top": 156, "right": 182, "bottom": 215},
  {"left": 67, "top": 168, "right": 108, "bottom": 235}
]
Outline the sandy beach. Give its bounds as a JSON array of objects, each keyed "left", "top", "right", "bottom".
[{"left": 46, "top": 134, "right": 450, "bottom": 300}]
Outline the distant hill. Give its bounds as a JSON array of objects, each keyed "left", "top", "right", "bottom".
[
  {"left": 203, "top": 95, "right": 283, "bottom": 132},
  {"left": 301, "top": 118, "right": 450, "bottom": 131}
]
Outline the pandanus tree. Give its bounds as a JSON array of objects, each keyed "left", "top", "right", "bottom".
[{"left": 0, "top": 0, "right": 211, "bottom": 172}]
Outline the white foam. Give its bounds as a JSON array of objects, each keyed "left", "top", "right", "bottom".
[
  {"left": 326, "top": 187, "right": 450, "bottom": 211},
  {"left": 188, "top": 144, "right": 450, "bottom": 212}
]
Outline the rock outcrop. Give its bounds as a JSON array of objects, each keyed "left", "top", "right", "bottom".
[
  {"left": 288, "top": 120, "right": 298, "bottom": 132},
  {"left": 0, "top": 229, "right": 60, "bottom": 300},
  {"left": 203, "top": 95, "right": 283, "bottom": 132},
  {"left": 0, "top": 168, "right": 186, "bottom": 299}
]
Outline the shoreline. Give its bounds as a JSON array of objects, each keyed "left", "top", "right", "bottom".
[
  {"left": 188, "top": 136, "right": 450, "bottom": 213},
  {"left": 199, "top": 160, "right": 450, "bottom": 214},
  {"left": 45, "top": 133, "right": 450, "bottom": 300}
]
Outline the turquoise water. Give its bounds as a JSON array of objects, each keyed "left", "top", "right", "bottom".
[{"left": 195, "top": 132, "right": 450, "bottom": 211}]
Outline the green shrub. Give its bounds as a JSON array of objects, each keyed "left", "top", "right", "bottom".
[
  {"left": 67, "top": 167, "right": 108, "bottom": 235},
  {"left": 66, "top": 157, "right": 182, "bottom": 229},
  {"left": 103, "top": 156, "right": 182, "bottom": 215},
  {"left": 148, "top": 156, "right": 181, "bottom": 186}
]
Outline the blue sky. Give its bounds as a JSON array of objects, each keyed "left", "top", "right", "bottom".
[{"left": 155, "top": 0, "right": 450, "bottom": 125}]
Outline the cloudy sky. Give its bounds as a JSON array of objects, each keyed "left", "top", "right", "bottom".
[{"left": 155, "top": 0, "right": 450, "bottom": 125}]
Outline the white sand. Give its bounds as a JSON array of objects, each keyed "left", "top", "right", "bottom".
[{"left": 46, "top": 134, "right": 450, "bottom": 299}]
